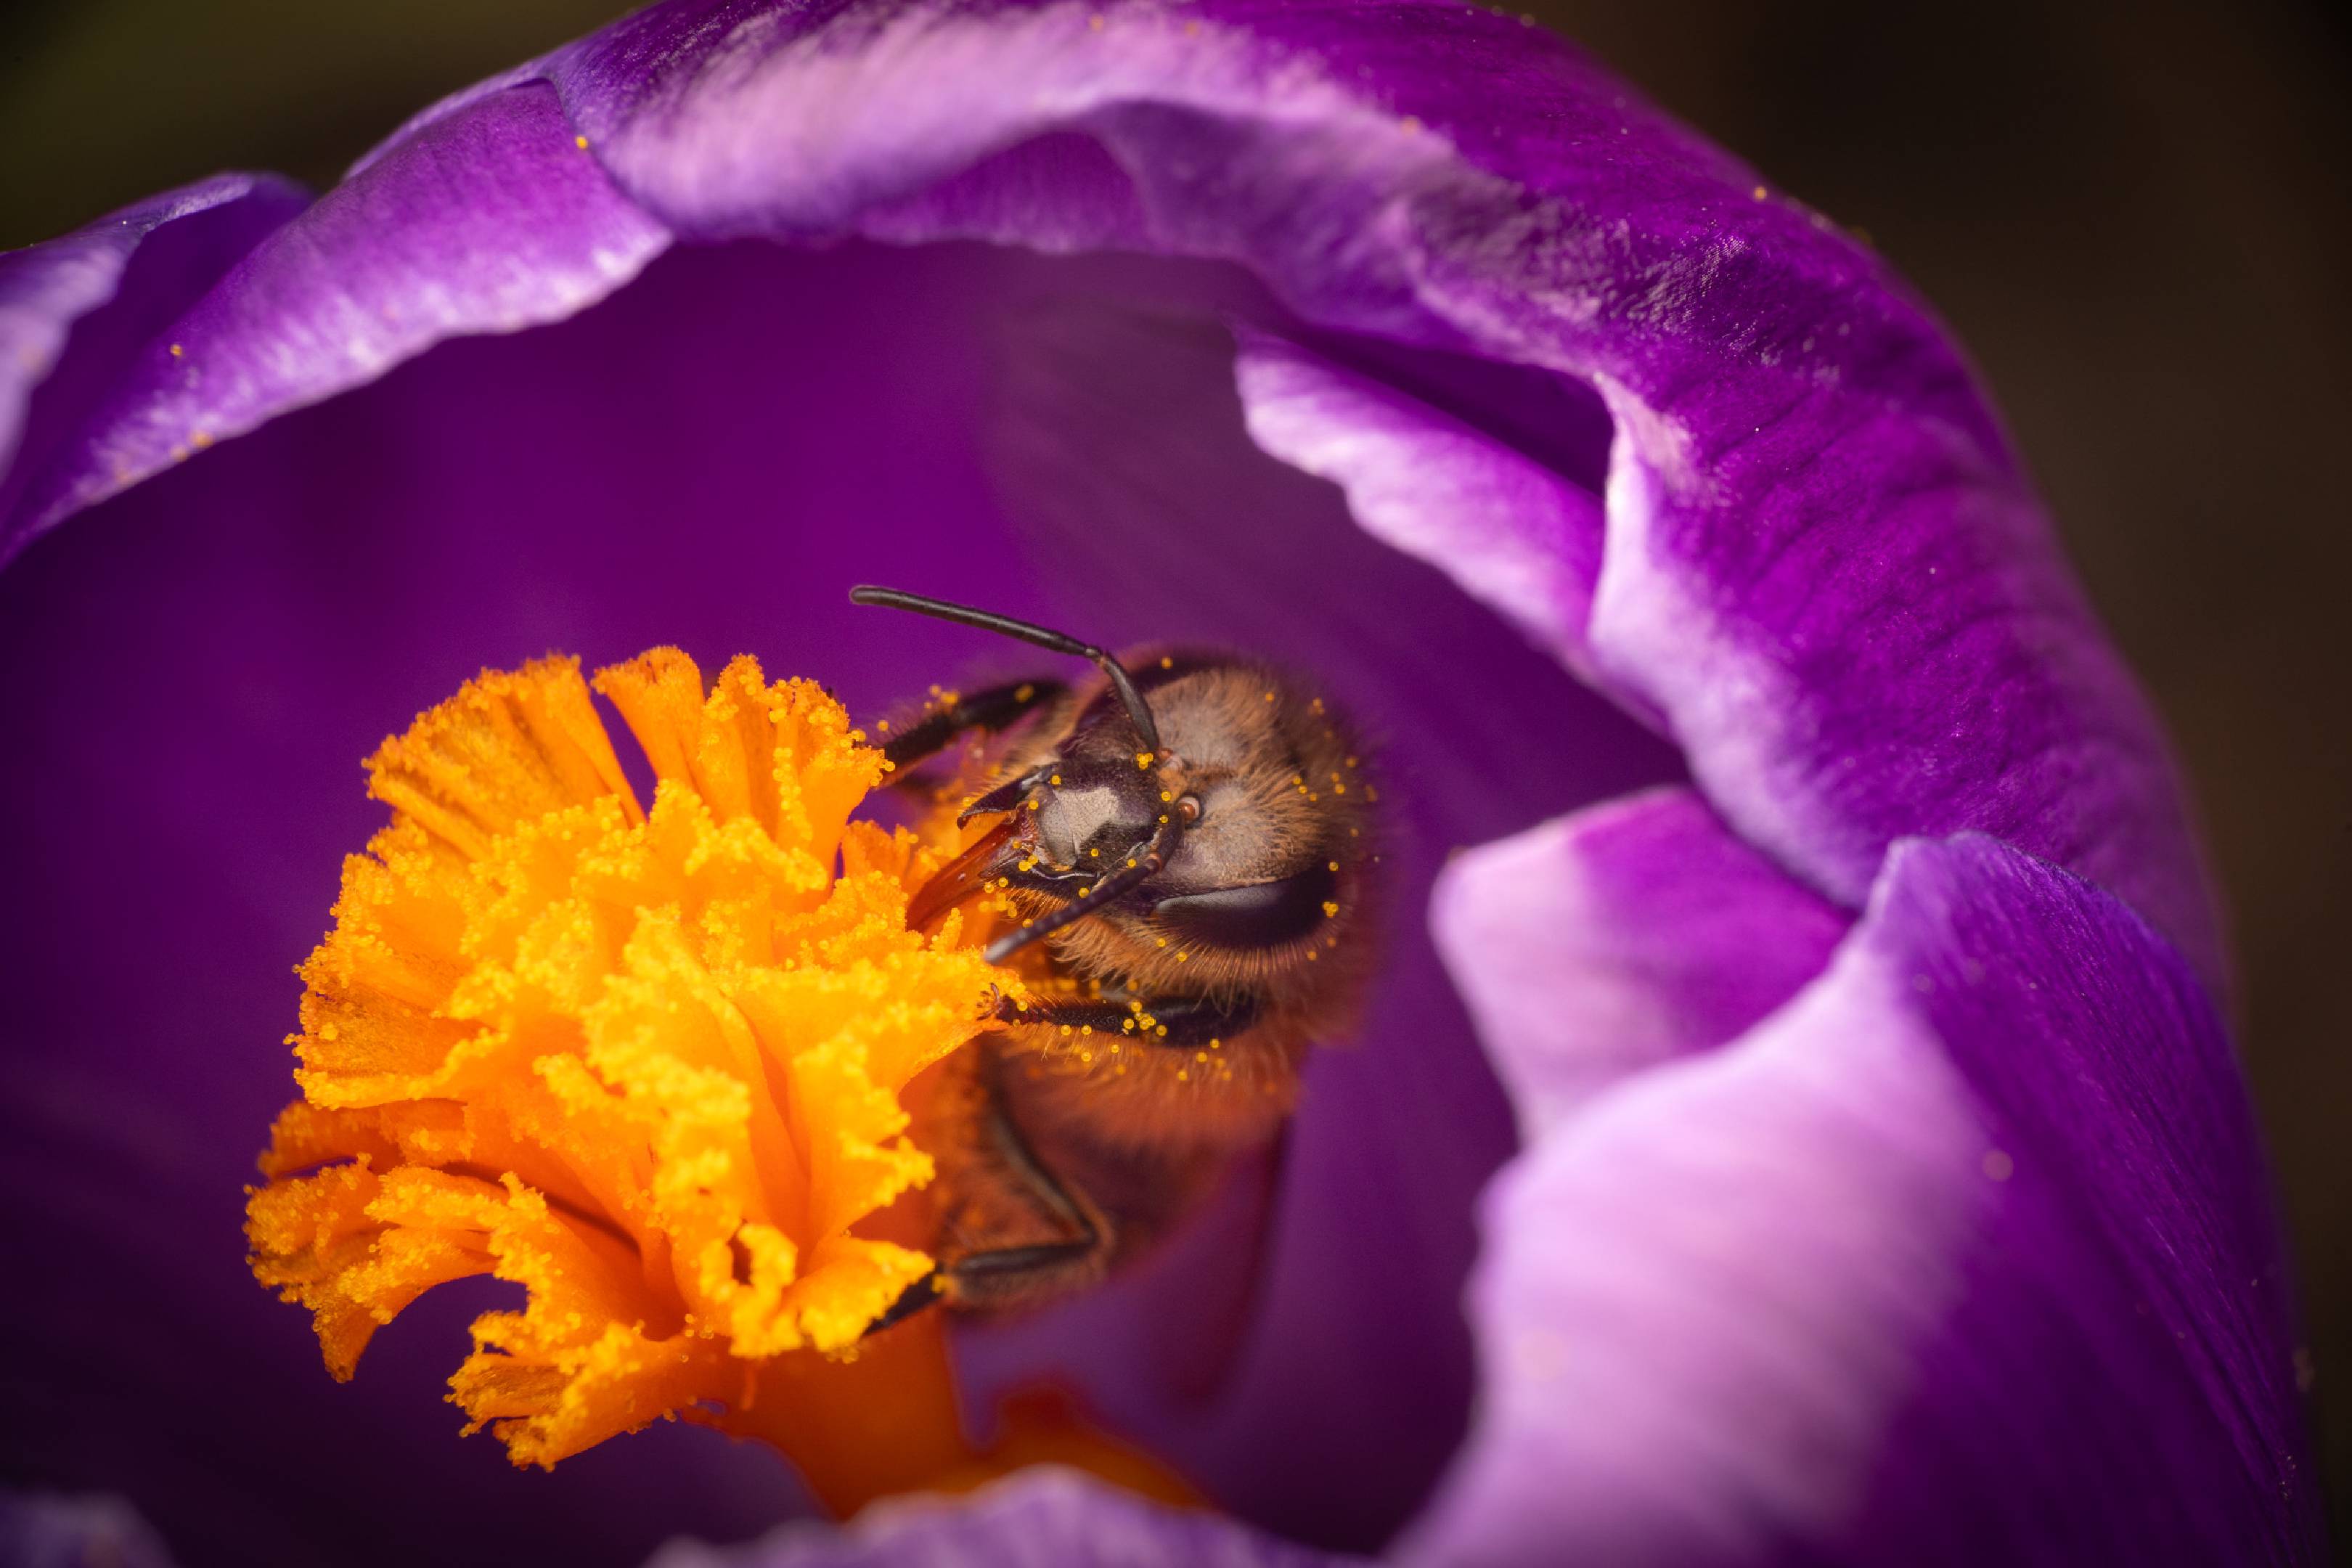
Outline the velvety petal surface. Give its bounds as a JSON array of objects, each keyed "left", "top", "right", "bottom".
[
  {"left": 1430, "top": 785, "right": 1850, "bottom": 1138},
  {"left": 0, "top": 173, "right": 305, "bottom": 535},
  {"left": 515, "top": 0, "right": 2210, "bottom": 976},
  {"left": 648, "top": 1469, "right": 1352, "bottom": 1568},
  {"left": 0, "top": 233, "right": 1674, "bottom": 1565},
  {"left": 1408, "top": 832, "right": 2317, "bottom": 1567},
  {"left": 1, "top": 81, "right": 669, "bottom": 550},
  {"left": 0, "top": 0, "right": 2262, "bottom": 1562}
]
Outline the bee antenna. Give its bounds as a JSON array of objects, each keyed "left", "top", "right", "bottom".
[
  {"left": 983, "top": 818, "right": 1180, "bottom": 965},
  {"left": 849, "top": 586, "right": 1162, "bottom": 755}
]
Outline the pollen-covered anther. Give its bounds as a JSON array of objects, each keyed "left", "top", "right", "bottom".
[{"left": 245, "top": 650, "right": 1002, "bottom": 1472}]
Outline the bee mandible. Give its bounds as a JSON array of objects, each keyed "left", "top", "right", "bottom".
[{"left": 849, "top": 587, "right": 1380, "bottom": 1328}]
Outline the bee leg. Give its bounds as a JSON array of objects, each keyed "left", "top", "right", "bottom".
[
  {"left": 879, "top": 678, "right": 1067, "bottom": 775},
  {"left": 864, "top": 1047, "right": 1107, "bottom": 1335},
  {"left": 993, "top": 991, "right": 1259, "bottom": 1047}
]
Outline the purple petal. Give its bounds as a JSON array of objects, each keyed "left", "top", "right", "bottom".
[
  {"left": 10, "top": 0, "right": 2216, "bottom": 964},
  {"left": 0, "top": 233, "right": 1674, "bottom": 1564},
  {"left": 3, "top": 82, "right": 669, "bottom": 550},
  {"left": 0, "top": 1493, "right": 177, "bottom": 1568},
  {"left": 647, "top": 1469, "right": 1352, "bottom": 1568},
  {"left": 1430, "top": 785, "right": 1850, "bottom": 1137},
  {"left": 0, "top": 173, "right": 305, "bottom": 534},
  {"left": 549, "top": 0, "right": 2210, "bottom": 976},
  {"left": 1408, "top": 833, "right": 2317, "bottom": 1567},
  {"left": 0, "top": 0, "right": 2255, "bottom": 1560}
]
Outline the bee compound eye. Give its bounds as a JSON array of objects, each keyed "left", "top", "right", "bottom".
[{"left": 1149, "top": 861, "right": 1336, "bottom": 950}]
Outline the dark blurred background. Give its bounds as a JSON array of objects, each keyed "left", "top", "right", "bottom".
[{"left": 7, "top": 0, "right": 2348, "bottom": 1529}]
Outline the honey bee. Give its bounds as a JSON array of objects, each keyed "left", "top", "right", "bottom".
[{"left": 849, "top": 587, "right": 1380, "bottom": 1328}]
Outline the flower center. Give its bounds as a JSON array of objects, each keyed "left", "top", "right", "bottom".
[{"left": 242, "top": 648, "right": 1113, "bottom": 1506}]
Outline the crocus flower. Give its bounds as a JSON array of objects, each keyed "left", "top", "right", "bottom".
[{"left": 0, "top": 1, "right": 2321, "bottom": 1564}]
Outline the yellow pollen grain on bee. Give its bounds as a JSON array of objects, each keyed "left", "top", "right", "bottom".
[
  {"left": 875, "top": 718, "right": 891, "bottom": 732},
  {"left": 1194, "top": 1050, "right": 1209, "bottom": 1063},
  {"left": 1049, "top": 774, "right": 1062, "bottom": 786},
  {"left": 1159, "top": 656, "right": 1173, "bottom": 669},
  {"left": 1126, "top": 859, "right": 1138, "bottom": 869},
  {"left": 1122, "top": 1018, "right": 1136, "bottom": 1032},
  {"left": 1328, "top": 860, "right": 1340, "bottom": 873},
  {"left": 1209, "top": 1038, "right": 1222, "bottom": 1049},
  {"left": 1089, "top": 847, "right": 1101, "bottom": 857},
  {"left": 574, "top": 134, "right": 590, "bottom": 150},
  {"left": 1159, "top": 1025, "right": 1172, "bottom": 1037},
  {"left": 1175, "top": 1068, "right": 1189, "bottom": 1080},
  {"left": 1346, "top": 756, "right": 1359, "bottom": 768},
  {"left": 1029, "top": 799, "right": 1042, "bottom": 810},
  {"left": 1080, "top": 1025, "right": 1094, "bottom": 1036},
  {"left": 168, "top": 343, "right": 184, "bottom": 357},
  {"left": 1311, "top": 697, "right": 1326, "bottom": 714},
  {"left": 1322, "top": 901, "right": 1340, "bottom": 918},
  {"left": 1160, "top": 791, "right": 1172, "bottom": 802},
  {"left": 1307, "top": 949, "right": 1320, "bottom": 961},
  {"left": 1263, "top": 691, "right": 1276, "bottom": 702},
  {"left": 190, "top": 430, "right": 213, "bottom": 449},
  {"left": 1174, "top": 952, "right": 1189, "bottom": 963},
  {"left": 1155, "top": 938, "right": 1168, "bottom": 948},
  {"left": 1014, "top": 683, "right": 1034, "bottom": 702},
  {"left": 996, "top": 876, "right": 1011, "bottom": 889},
  {"left": 1135, "top": 751, "right": 1154, "bottom": 769}
]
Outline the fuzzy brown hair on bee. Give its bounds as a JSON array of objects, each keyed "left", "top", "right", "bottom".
[{"left": 848, "top": 587, "right": 1381, "bottom": 1328}]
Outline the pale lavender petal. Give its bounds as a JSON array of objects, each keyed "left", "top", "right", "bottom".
[
  {"left": 0, "top": 173, "right": 304, "bottom": 527},
  {"left": 1233, "top": 330, "right": 1615, "bottom": 699},
  {"left": 0, "top": 1493, "right": 176, "bottom": 1568},
  {"left": 648, "top": 1469, "right": 1351, "bottom": 1568},
  {"left": 1430, "top": 785, "right": 1850, "bottom": 1139},
  {"left": 4, "top": 82, "right": 669, "bottom": 550},
  {"left": 1408, "top": 835, "right": 2317, "bottom": 1567}
]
